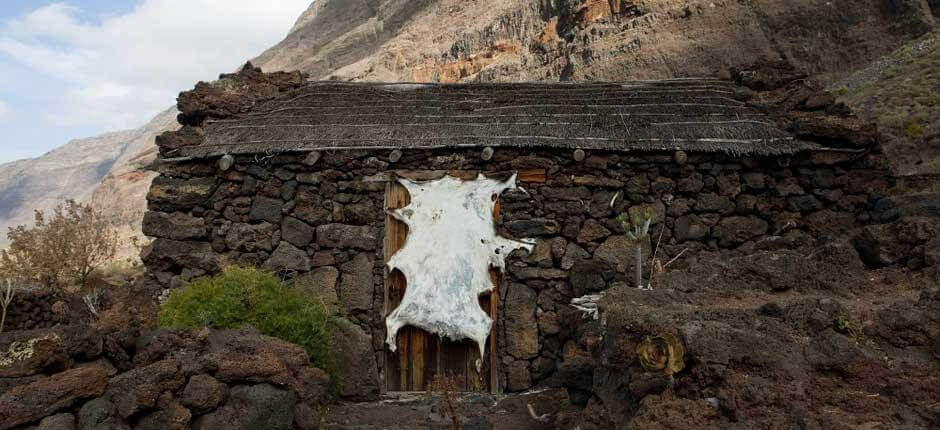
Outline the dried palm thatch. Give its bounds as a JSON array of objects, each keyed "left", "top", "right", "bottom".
[{"left": 180, "top": 79, "right": 810, "bottom": 159}]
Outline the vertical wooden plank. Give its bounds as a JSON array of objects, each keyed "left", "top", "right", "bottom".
[
  {"left": 384, "top": 181, "right": 411, "bottom": 392},
  {"left": 411, "top": 328, "right": 426, "bottom": 390}
]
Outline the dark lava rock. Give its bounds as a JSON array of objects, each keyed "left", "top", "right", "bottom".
[
  {"left": 133, "top": 400, "right": 191, "bottom": 430},
  {"left": 147, "top": 177, "right": 216, "bottom": 212},
  {"left": 280, "top": 217, "right": 314, "bottom": 248},
  {"left": 504, "top": 284, "right": 539, "bottom": 360},
  {"left": 249, "top": 196, "right": 284, "bottom": 224},
  {"left": 338, "top": 253, "right": 374, "bottom": 312},
  {"left": 34, "top": 413, "right": 76, "bottom": 430},
  {"left": 192, "top": 383, "right": 295, "bottom": 430},
  {"left": 224, "top": 222, "right": 276, "bottom": 252},
  {"left": 180, "top": 375, "right": 226, "bottom": 415},
  {"left": 106, "top": 359, "right": 185, "bottom": 419},
  {"left": 316, "top": 224, "right": 377, "bottom": 250},
  {"left": 141, "top": 212, "right": 207, "bottom": 240},
  {"left": 0, "top": 365, "right": 109, "bottom": 429},
  {"left": 505, "top": 219, "right": 562, "bottom": 237},
  {"left": 263, "top": 242, "right": 311, "bottom": 272},
  {"left": 332, "top": 319, "right": 380, "bottom": 401}
]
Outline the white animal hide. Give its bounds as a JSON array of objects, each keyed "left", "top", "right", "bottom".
[{"left": 385, "top": 173, "right": 534, "bottom": 359}]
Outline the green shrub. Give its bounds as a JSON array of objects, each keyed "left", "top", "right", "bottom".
[
  {"left": 905, "top": 122, "right": 925, "bottom": 139},
  {"left": 158, "top": 266, "right": 334, "bottom": 376}
]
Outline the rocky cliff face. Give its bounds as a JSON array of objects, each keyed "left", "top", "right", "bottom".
[
  {"left": 259, "top": 0, "right": 933, "bottom": 84},
  {"left": 0, "top": 0, "right": 935, "bottom": 256}
]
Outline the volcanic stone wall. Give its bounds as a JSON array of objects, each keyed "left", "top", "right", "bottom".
[
  {"left": 141, "top": 144, "right": 890, "bottom": 394},
  {"left": 2, "top": 289, "right": 68, "bottom": 332}
]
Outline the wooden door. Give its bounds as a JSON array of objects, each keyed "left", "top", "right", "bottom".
[{"left": 382, "top": 180, "right": 501, "bottom": 393}]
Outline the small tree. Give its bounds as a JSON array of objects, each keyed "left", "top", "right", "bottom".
[{"left": 0, "top": 200, "right": 118, "bottom": 289}]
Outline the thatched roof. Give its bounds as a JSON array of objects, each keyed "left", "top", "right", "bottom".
[{"left": 179, "top": 79, "right": 812, "bottom": 159}]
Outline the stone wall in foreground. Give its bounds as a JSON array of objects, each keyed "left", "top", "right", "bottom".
[{"left": 141, "top": 143, "right": 891, "bottom": 396}]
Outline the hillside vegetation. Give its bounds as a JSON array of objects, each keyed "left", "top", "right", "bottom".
[{"left": 832, "top": 30, "right": 940, "bottom": 174}]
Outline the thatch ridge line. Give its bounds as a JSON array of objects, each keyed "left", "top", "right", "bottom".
[
  {"left": 198, "top": 136, "right": 797, "bottom": 145},
  {"left": 204, "top": 112, "right": 767, "bottom": 124},
  {"left": 211, "top": 119, "right": 776, "bottom": 130}
]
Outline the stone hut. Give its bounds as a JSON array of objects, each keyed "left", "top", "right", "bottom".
[{"left": 142, "top": 64, "right": 890, "bottom": 399}]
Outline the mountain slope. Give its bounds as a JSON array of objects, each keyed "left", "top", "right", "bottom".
[{"left": 831, "top": 30, "right": 940, "bottom": 175}]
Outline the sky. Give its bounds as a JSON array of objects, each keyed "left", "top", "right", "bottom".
[{"left": 0, "top": 0, "right": 311, "bottom": 164}]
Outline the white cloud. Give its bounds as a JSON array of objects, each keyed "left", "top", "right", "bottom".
[
  {"left": 0, "top": 0, "right": 311, "bottom": 130},
  {"left": 0, "top": 100, "right": 9, "bottom": 118}
]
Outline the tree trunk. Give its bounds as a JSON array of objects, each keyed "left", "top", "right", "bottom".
[{"left": 635, "top": 243, "right": 643, "bottom": 289}]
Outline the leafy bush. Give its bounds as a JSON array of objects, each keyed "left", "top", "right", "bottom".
[{"left": 158, "top": 266, "right": 335, "bottom": 375}]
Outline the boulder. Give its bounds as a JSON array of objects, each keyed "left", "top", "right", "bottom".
[
  {"left": 105, "top": 359, "right": 185, "bottom": 419},
  {"left": 316, "top": 224, "right": 377, "bottom": 250},
  {"left": 147, "top": 177, "right": 216, "bottom": 212},
  {"left": 155, "top": 126, "right": 202, "bottom": 155},
  {"left": 249, "top": 196, "right": 284, "bottom": 224},
  {"left": 293, "top": 267, "right": 341, "bottom": 314},
  {"left": 224, "top": 222, "right": 276, "bottom": 252},
  {"left": 202, "top": 328, "right": 327, "bottom": 402},
  {"left": 263, "top": 242, "right": 311, "bottom": 272},
  {"left": 561, "top": 242, "right": 590, "bottom": 270},
  {"left": 504, "top": 284, "right": 539, "bottom": 360},
  {"left": 77, "top": 397, "right": 128, "bottom": 430},
  {"left": 506, "top": 361, "right": 531, "bottom": 392},
  {"left": 577, "top": 219, "right": 611, "bottom": 243},
  {"left": 192, "top": 384, "right": 295, "bottom": 430},
  {"left": 0, "top": 330, "right": 68, "bottom": 378},
  {"left": 674, "top": 215, "right": 709, "bottom": 242},
  {"left": 505, "top": 219, "right": 561, "bottom": 237},
  {"left": 141, "top": 239, "right": 219, "bottom": 274},
  {"left": 593, "top": 235, "right": 632, "bottom": 273},
  {"left": 133, "top": 400, "right": 191, "bottom": 430},
  {"left": 332, "top": 319, "right": 379, "bottom": 401},
  {"left": 0, "top": 365, "right": 109, "bottom": 429},
  {"left": 176, "top": 62, "right": 306, "bottom": 126},
  {"left": 792, "top": 112, "right": 878, "bottom": 147},
  {"left": 343, "top": 203, "right": 381, "bottom": 225},
  {"left": 338, "top": 253, "right": 374, "bottom": 312},
  {"left": 525, "top": 240, "right": 554, "bottom": 268},
  {"left": 180, "top": 375, "right": 225, "bottom": 415},
  {"left": 141, "top": 212, "right": 207, "bottom": 240},
  {"left": 36, "top": 413, "right": 75, "bottom": 430},
  {"left": 292, "top": 190, "right": 332, "bottom": 225},
  {"left": 712, "top": 217, "right": 769, "bottom": 247},
  {"left": 280, "top": 217, "right": 314, "bottom": 248},
  {"left": 694, "top": 194, "right": 735, "bottom": 214}
]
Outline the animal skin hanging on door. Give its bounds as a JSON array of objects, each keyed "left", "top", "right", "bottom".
[{"left": 385, "top": 173, "right": 534, "bottom": 360}]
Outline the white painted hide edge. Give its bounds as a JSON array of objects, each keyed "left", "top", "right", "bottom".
[{"left": 385, "top": 173, "right": 535, "bottom": 360}]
